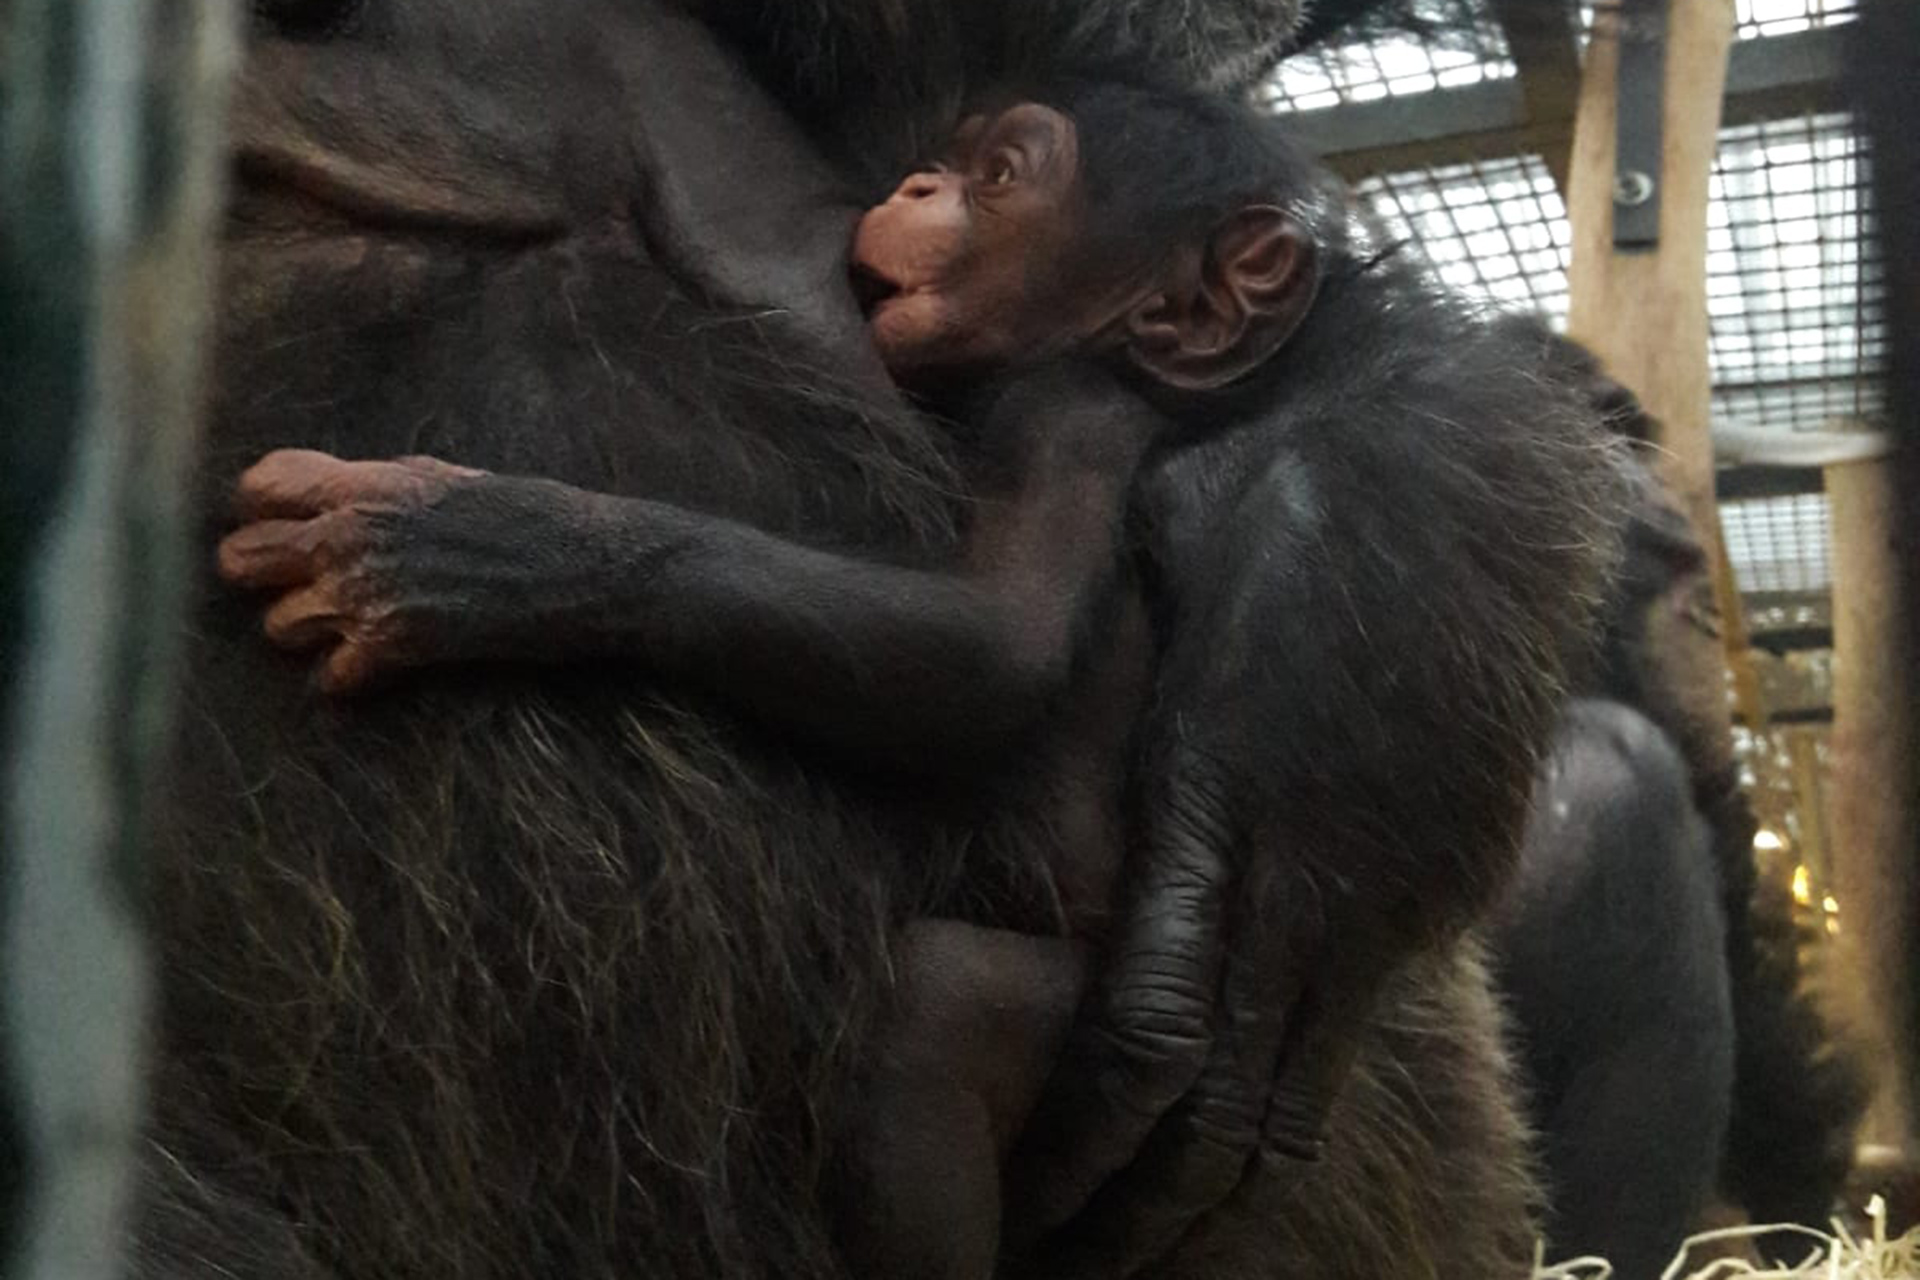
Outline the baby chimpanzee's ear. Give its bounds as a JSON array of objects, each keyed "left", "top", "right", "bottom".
[{"left": 1123, "top": 207, "right": 1318, "bottom": 391}]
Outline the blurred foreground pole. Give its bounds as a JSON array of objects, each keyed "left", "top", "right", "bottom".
[
  {"left": 1824, "top": 457, "right": 1915, "bottom": 1147},
  {"left": 0, "top": 3, "right": 237, "bottom": 1277},
  {"left": 1853, "top": 0, "right": 1920, "bottom": 1153}
]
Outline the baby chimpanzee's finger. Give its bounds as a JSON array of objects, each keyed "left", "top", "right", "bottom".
[
  {"left": 217, "top": 519, "right": 324, "bottom": 589},
  {"left": 1260, "top": 997, "right": 1361, "bottom": 1164},
  {"left": 318, "top": 638, "right": 390, "bottom": 696},
  {"left": 262, "top": 586, "right": 349, "bottom": 651},
  {"left": 232, "top": 449, "right": 359, "bottom": 521},
  {"left": 1258, "top": 926, "right": 1380, "bottom": 1166}
]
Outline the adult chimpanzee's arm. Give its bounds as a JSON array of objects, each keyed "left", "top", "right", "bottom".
[
  {"left": 1003, "top": 311, "right": 1622, "bottom": 1276},
  {"left": 218, "top": 372, "right": 1156, "bottom": 775}
]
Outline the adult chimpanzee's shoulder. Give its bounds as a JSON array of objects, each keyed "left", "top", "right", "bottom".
[
  {"left": 696, "top": 0, "right": 1309, "bottom": 103},
  {"left": 690, "top": 0, "right": 1359, "bottom": 173}
]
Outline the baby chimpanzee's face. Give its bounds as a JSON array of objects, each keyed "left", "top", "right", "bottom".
[
  {"left": 853, "top": 95, "right": 1322, "bottom": 393},
  {"left": 851, "top": 104, "right": 1093, "bottom": 381}
]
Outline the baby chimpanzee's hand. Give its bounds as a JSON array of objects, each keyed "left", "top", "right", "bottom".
[{"left": 218, "top": 450, "right": 489, "bottom": 693}]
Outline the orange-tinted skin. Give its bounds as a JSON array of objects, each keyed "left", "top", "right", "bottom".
[{"left": 851, "top": 105, "right": 1120, "bottom": 379}]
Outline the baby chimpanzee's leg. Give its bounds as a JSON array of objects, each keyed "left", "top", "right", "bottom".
[{"left": 849, "top": 920, "right": 1088, "bottom": 1280}]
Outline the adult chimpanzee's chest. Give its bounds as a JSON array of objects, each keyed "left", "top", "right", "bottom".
[
  {"left": 209, "top": 231, "right": 947, "bottom": 551},
  {"left": 166, "top": 220, "right": 982, "bottom": 1280}
]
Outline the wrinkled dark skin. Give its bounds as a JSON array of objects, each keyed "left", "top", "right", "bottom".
[{"left": 214, "top": 79, "right": 1617, "bottom": 1279}]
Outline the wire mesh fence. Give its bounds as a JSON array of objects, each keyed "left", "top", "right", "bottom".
[
  {"left": 1709, "top": 113, "right": 1884, "bottom": 435},
  {"left": 1272, "top": 6, "right": 1879, "bottom": 614},
  {"left": 1269, "top": 0, "right": 1881, "bottom": 863}
]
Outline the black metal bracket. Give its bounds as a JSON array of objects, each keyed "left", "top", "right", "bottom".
[{"left": 1612, "top": 0, "right": 1670, "bottom": 249}]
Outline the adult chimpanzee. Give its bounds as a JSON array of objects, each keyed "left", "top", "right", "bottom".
[
  {"left": 1490, "top": 327, "right": 1866, "bottom": 1276},
  {"left": 1496, "top": 699, "right": 1734, "bottom": 1280},
  {"left": 138, "top": 4, "right": 1608, "bottom": 1278},
  {"left": 215, "top": 82, "right": 1622, "bottom": 1277}
]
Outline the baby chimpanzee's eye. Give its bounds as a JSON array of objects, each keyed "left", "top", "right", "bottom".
[{"left": 985, "top": 152, "right": 1018, "bottom": 188}]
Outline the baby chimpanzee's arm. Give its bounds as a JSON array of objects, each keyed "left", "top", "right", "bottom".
[{"left": 218, "top": 366, "right": 1157, "bottom": 775}]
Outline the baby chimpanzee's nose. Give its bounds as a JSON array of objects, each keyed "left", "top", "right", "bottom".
[{"left": 896, "top": 171, "right": 945, "bottom": 200}]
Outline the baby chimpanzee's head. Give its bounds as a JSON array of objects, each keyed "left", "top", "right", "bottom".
[{"left": 851, "top": 81, "right": 1337, "bottom": 391}]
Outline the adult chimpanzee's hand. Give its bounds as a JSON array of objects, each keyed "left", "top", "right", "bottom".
[
  {"left": 218, "top": 449, "right": 527, "bottom": 692},
  {"left": 1004, "top": 691, "right": 1346, "bottom": 1278},
  {"left": 1004, "top": 434, "right": 1449, "bottom": 1278}
]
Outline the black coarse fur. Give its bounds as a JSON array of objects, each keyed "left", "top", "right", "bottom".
[
  {"left": 148, "top": 9, "right": 979, "bottom": 1278},
  {"left": 686, "top": 0, "right": 1424, "bottom": 193},
  {"left": 693, "top": 0, "right": 1302, "bottom": 160},
  {"left": 1130, "top": 248, "right": 1624, "bottom": 935},
  {"left": 1513, "top": 321, "right": 1868, "bottom": 1236},
  {"left": 154, "top": 237, "right": 961, "bottom": 1280},
  {"left": 1284, "top": 0, "right": 1533, "bottom": 61},
  {"left": 139, "top": 6, "right": 1603, "bottom": 1279},
  {"left": 1050, "top": 80, "right": 1340, "bottom": 279}
]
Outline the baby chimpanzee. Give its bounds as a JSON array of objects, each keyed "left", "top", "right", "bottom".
[{"left": 221, "top": 82, "right": 1616, "bottom": 1278}]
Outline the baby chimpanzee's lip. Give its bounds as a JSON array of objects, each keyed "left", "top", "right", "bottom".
[{"left": 849, "top": 260, "right": 903, "bottom": 316}]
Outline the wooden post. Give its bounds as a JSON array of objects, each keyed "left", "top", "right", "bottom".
[
  {"left": 1564, "top": 0, "right": 1763, "bottom": 750},
  {"left": 0, "top": 3, "right": 237, "bottom": 1276},
  {"left": 1825, "top": 458, "right": 1916, "bottom": 1147},
  {"left": 1566, "top": 0, "right": 1732, "bottom": 524}
]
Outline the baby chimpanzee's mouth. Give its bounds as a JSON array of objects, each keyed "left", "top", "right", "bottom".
[{"left": 850, "top": 260, "right": 903, "bottom": 316}]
